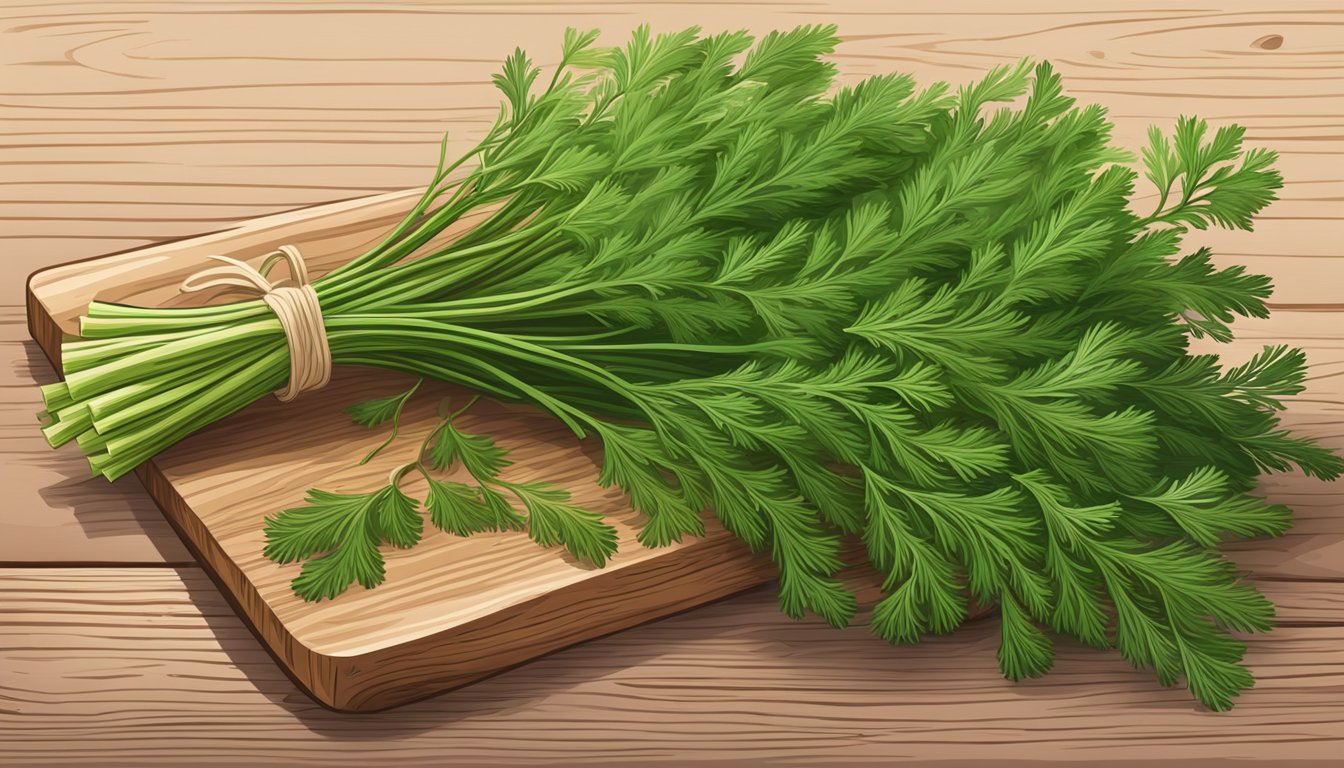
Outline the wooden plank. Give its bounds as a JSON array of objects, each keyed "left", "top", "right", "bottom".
[
  {"left": 0, "top": 0, "right": 1340, "bottom": 298},
  {"left": 0, "top": 0, "right": 1340, "bottom": 763},
  {"left": 2, "top": 567, "right": 1341, "bottom": 766}
]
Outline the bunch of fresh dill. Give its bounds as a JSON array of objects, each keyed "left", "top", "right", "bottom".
[{"left": 39, "top": 26, "right": 1342, "bottom": 710}]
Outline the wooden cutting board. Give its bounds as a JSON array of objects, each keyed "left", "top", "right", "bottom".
[{"left": 24, "top": 189, "right": 792, "bottom": 712}]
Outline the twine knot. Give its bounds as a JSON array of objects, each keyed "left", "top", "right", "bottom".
[{"left": 180, "top": 245, "right": 331, "bottom": 402}]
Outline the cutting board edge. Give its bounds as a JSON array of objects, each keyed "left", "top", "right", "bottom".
[
  {"left": 136, "top": 453, "right": 781, "bottom": 713},
  {"left": 322, "top": 532, "right": 778, "bottom": 712},
  {"left": 27, "top": 261, "right": 70, "bottom": 369}
]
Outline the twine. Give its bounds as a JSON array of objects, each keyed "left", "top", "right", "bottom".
[{"left": 180, "top": 245, "right": 332, "bottom": 402}]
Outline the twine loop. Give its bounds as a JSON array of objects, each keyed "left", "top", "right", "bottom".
[{"left": 180, "top": 244, "right": 331, "bottom": 402}]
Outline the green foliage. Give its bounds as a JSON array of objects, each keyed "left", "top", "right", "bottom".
[
  {"left": 1142, "top": 117, "right": 1283, "bottom": 231},
  {"left": 264, "top": 393, "right": 615, "bottom": 601},
  {"left": 262, "top": 485, "right": 420, "bottom": 602},
  {"left": 48, "top": 25, "right": 1342, "bottom": 710},
  {"left": 343, "top": 386, "right": 415, "bottom": 428},
  {"left": 424, "top": 479, "right": 502, "bottom": 536},
  {"left": 344, "top": 379, "right": 422, "bottom": 464},
  {"left": 427, "top": 421, "right": 511, "bottom": 479},
  {"left": 510, "top": 481, "right": 619, "bottom": 565}
]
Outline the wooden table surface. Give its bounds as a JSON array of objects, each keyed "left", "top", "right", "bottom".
[{"left": 2, "top": 1, "right": 1341, "bottom": 765}]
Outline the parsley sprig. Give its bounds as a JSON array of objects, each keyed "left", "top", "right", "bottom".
[
  {"left": 41, "top": 25, "right": 1343, "bottom": 710},
  {"left": 263, "top": 384, "right": 619, "bottom": 600}
]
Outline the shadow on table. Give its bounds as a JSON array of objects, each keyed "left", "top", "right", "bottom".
[
  {"left": 174, "top": 568, "right": 784, "bottom": 737},
  {"left": 171, "top": 561, "right": 1129, "bottom": 741},
  {"left": 21, "top": 340, "right": 193, "bottom": 562}
]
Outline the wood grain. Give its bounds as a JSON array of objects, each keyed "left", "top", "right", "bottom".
[
  {"left": 2, "top": 567, "right": 1342, "bottom": 767},
  {"left": 3, "top": 0, "right": 1342, "bottom": 763},
  {"left": 1, "top": 1, "right": 1340, "bottom": 293}
]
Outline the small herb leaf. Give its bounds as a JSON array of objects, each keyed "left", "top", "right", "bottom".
[
  {"left": 263, "top": 482, "right": 421, "bottom": 601},
  {"left": 289, "top": 526, "right": 386, "bottom": 603},
  {"left": 429, "top": 422, "right": 512, "bottom": 480},
  {"left": 263, "top": 489, "right": 378, "bottom": 565},
  {"left": 344, "top": 380, "right": 421, "bottom": 428},
  {"left": 510, "top": 481, "right": 619, "bottom": 566},
  {"left": 425, "top": 478, "right": 504, "bottom": 536},
  {"left": 482, "top": 486, "right": 529, "bottom": 532},
  {"left": 374, "top": 484, "right": 423, "bottom": 549}
]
